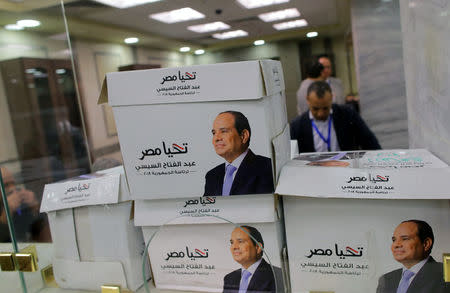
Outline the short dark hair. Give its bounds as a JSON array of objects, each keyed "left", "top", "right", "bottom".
[
  {"left": 305, "top": 59, "right": 324, "bottom": 79},
  {"left": 401, "top": 219, "right": 434, "bottom": 253},
  {"left": 307, "top": 81, "right": 332, "bottom": 99},
  {"left": 317, "top": 54, "right": 331, "bottom": 60},
  {"left": 220, "top": 111, "right": 251, "bottom": 146},
  {"left": 240, "top": 225, "right": 264, "bottom": 248}
]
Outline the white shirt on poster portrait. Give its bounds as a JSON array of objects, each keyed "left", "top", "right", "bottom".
[
  {"left": 240, "top": 258, "right": 262, "bottom": 288},
  {"left": 401, "top": 256, "right": 429, "bottom": 286},
  {"left": 223, "top": 149, "right": 248, "bottom": 182}
]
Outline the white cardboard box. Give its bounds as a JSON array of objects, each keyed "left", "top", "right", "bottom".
[
  {"left": 40, "top": 166, "right": 150, "bottom": 291},
  {"left": 282, "top": 197, "right": 450, "bottom": 293},
  {"left": 276, "top": 149, "right": 450, "bottom": 199},
  {"left": 275, "top": 149, "right": 450, "bottom": 293},
  {"left": 99, "top": 60, "right": 290, "bottom": 199},
  {"left": 135, "top": 195, "right": 287, "bottom": 292}
]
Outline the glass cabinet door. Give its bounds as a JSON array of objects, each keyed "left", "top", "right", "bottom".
[{"left": 0, "top": 2, "right": 90, "bottom": 292}]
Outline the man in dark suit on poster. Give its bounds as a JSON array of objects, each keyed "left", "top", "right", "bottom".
[
  {"left": 223, "top": 226, "right": 284, "bottom": 293},
  {"left": 376, "top": 220, "right": 449, "bottom": 293},
  {"left": 204, "top": 111, "right": 274, "bottom": 196}
]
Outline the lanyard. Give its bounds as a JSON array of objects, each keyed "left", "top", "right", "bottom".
[{"left": 311, "top": 116, "right": 332, "bottom": 151}]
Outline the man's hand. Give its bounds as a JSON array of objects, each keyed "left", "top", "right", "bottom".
[
  {"left": 6, "top": 188, "right": 22, "bottom": 214},
  {"left": 20, "top": 188, "right": 38, "bottom": 207}
]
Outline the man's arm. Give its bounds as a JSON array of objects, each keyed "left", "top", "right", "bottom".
[
  {"left": 254, "top": 169, "right": 274, "bottom": 194},
  {"left": 203, "top": 165, "right": 223, "bottom": 196},
  {"left": 331, "top": 78, "right": 345, "bottom": 105},
  {"left": 223, "top": 270, "right": 240, "bottom": 293},
  {"left": 350, "top": 109, "right": 381, "bottom": 150},
  {"left": 296, "top": 81, "right": 310, "bottom": 114}
]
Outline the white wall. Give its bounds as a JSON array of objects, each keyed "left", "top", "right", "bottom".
[
  {"left": 351, "top": 0, "right": 408, "bottom": 149},
  {"left": 400, "top": 0, "right": 450, "bottom": 164},
  {"left": 73, "top": 40, "right": 134, "bottom": 163},
  {"left": 137, "top": 47, "right": 194, "bottom": 68}
]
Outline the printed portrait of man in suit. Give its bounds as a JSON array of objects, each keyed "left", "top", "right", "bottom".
[
  {"left": 223, "top": 226, "right": 284, "bottom": 293},
  {"left": 376, "top": 219, "right": 449, "bottom": 293},
  {"left": 204, "top": 111, "right": 274, "bottom": 196}
]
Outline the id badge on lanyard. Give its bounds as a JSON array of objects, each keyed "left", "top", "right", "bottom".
[{"left": 311, "top": 117, "right": 332, "bottom": 151}]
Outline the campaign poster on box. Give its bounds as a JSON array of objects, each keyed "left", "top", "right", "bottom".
[
  {"left": 145, "top": 222, "right": 284, "bottom": 292},
  {"left": 114, "top": 102, "right": 274, "bottom": 199},
  {"left": 283, "top": 197, "right": 450, "bottom": 293}
]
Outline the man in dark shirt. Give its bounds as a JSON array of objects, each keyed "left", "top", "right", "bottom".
[{"left": 291, "top": 81, "right": 381, "bottom": 153}]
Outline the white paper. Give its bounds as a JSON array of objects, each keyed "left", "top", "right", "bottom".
[{"left": 40, "top": 173, "right": 120, "bottom": 212}]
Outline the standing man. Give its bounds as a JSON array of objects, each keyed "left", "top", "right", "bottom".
[
  {"left": 296, "top": 59, "right": 324, "bottom": 114},
  {"left": 204, "top": 111, "right": 274, "bottom": 196},
  {"left": 376, "top": 220, "right": 449, "bottom": 293},
  {"left": 290, "top": 81, "right": 381, "bottom": 153},
  {"left": 223, "top": 226, "right": 284, "bottom": 293},
  {"left": 318, "top": 54, "right": 345, "bottom": 105}
]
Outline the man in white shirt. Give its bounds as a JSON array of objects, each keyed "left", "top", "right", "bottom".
[
  {"left": 376, "top": 220, "right": 449, "bottom": 293},
  {"left": 318, "top": 54, "right": 345, "bottom": 105},
  {"left": 223, "top": 226, "right": 284, "bottom": 293}
]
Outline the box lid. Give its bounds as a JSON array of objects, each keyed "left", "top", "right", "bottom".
[
  {"left": 98, "top": 60, "right": 285, "bottom": 106},
  {"left": 40, "top": 169, "right": 123, "bottom": 212},
  {"left": 275, "top": 149, "right": 450, "bottom": 199}
]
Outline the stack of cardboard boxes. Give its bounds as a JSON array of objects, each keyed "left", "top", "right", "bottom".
[
  {"left": 41, "top": 60, "right": 450, "bottom": 293},
  {"left": 42, "top": 60, "right": 291, "bottom": 292}
]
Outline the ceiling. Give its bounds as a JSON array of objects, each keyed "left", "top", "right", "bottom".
[{"left": 0, "top": 0, "right": 351, "bottom": 51}]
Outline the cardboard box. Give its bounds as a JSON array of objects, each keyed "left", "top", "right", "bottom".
[
  {"left": 275, "top": 149, "right": 450, "bottom": 292},
  {"left": 99, "top": 60, "right": 290, "bottom": 199},
  {"left": 135, "top": 195, "right": 288, "bottom": 292},
  {"left": 282, "top": 197, "right": 450, "bottom": 293},
  {"left": 40, "top": 166, "right": 150, "bottom": 291},
  {"left": 276, "top": 149, "right": 450, "bottom": 199}
]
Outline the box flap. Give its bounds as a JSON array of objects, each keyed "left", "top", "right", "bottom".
[
  {"left": 105, "top": 60, "right": 283, "bottom": 106},
  {"left": 259, "top": 60, "right": 285, "bottom": 96},
  {"left": 290, "top": 140, "right": 299, "bottom": 159},
  {"left": 96, "top": 166, "right": 131, "bottom": 202},
  {"left": 134, "top": 194, "right": 277, "bottom": 226},
  {"left": 48, "top": 210, "right": 80, "bottom": 261},
  {"left": 272, "top": 123, "right": 291, "bottom": 181},
  {"left": 40, "top": 173, "right": 120, "bottom": 212},
  {"left": 97, "top": 78, "right": 108, "bottom": 104},
  {"left": 276, "top": 149, "right": 450, "bottom": 199}
]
